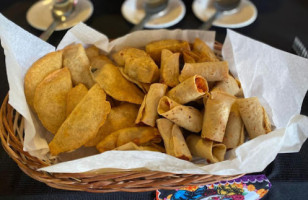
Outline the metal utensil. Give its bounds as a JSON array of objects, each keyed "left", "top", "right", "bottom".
[
  {"left": 40, "top": 0, "right": 77, "bottom": 41},
  {"left": 130, "top": 0, "right": 169, "bottom": 32},
  {"left": 292, "top": 37, "right": 308, "bottom": 58},
  {"left": 199, "top": 0, "right": 241, "bottom": 30}
]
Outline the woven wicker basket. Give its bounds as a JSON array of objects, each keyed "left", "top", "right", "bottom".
[{"left": 0, "top": 42, "right": 244, "bottom": 193}]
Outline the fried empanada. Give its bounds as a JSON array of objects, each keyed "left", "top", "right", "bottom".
[
  {"left": 91, "top": 63, "right": 144, "bottom": 104},
  {"left": 112, "top": 48, "right": 148, "bottom": 66},
  {"left": 34, "top": 67, "right": 72, "bottom": 134},
  {"left": 145, "top": 39, "right": 190, "bottom": 62},
  {"left": 25, "top": 51, "right": 63, "bottom": 110},
  {"left": 66, "top": 83, "right": 88, "bottom": 117},
  {"left": 49, "top": 84, "right": 111, "bottom": 155},
  {"left": 96, "top": 127, "right": 161, "bottom": 153},
  {"left": 85, "top": 45, "right": 100, "bottom": 62},
  {"left": 85, "top": 102, "right": 139, "bottom": 147},
  {"left": 63, "top": 44, "right": 95, "bottom": 88}
]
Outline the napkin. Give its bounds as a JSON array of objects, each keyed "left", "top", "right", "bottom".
[
  {"left": 1, "top": 14, "right": 308, "bottom": 175},
  {"left": 156, "top": 174, "right": 271, "bottom": 200}
]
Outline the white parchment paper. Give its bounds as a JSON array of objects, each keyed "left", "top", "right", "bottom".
[{"left": 1, "top": 14, "right": 308, "bottom": 175}]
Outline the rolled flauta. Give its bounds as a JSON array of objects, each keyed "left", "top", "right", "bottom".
[
  {"left": 160, "top": 49, "right": 180, "bottom": 87},
  {"left": 167, "top": 75, "right": 209, "bottom": 104},
  {"left": 156, "top": 118, "right": 192, "bottom": 161},
  {"left": 222, "top": 102, "right": 245, "bottom": 149},
  {"left": 136, "top": 83, "right": 168, "bottom": 127},
  {"left": 157, "top": 96, "right": 203, "bottom": 132},
  {"left": 237, "top": 97, "right": 271, "bottom": 139},
  {"left": 202, "top": 91, "right": 236, "bottom": 142},
  {"left": 179, "top": 61, "right": 229, "bottom": 82},
  {"left": 212, "top": 74, "right": 242, "bottom": 96},
  {"left": 186, "top": 134, "right": 226, "bottom": 163}
]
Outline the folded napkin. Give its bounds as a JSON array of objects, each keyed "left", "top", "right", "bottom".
[{"left": 156, "top": 174, "right": 271, "bottom": 200}]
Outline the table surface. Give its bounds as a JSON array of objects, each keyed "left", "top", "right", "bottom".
[{"left": 1, "top": 0, "right": 308, "bottom": 199}]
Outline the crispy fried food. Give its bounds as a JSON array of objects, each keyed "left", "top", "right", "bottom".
[
  {"left": 63, "top": 44, "right": 95, "bottom": 88},
  {"left": 85, "top": 102, "right": 139, "bottom": 147},
  {"left": 85, "top": 45, "right": 100, "bottom": 61},
  {"left": 167, "top": 75, "right": 209, "bottom": 104},
  {"left": 212, "top": 74, "right": 242, "bottom": 96},
  {"left": 66, "top": 83, "right": 88, "bottom": 117},
  {"left": 157, "top": 96, "right": 203, "bottom": 133},
  {"left": 156, "top": 118, "right": 192, "bottom": 161},
  {"left": 112, "top": 48, "right": 148, "bottom": 66},
  {"left": 119, "top": 68, "right": 150, "bottom": 93},
  {"left": 202, "top": 91, "right": 236, "bottom": 142},
  {"left": 49, "top": 84, "right": 111, "bottom": 156},
  {"left": 113, "top": 48, "right": 159, "bottom": 83},
  {"left": 222, "top": 102, "right": 245, "bottom": 149},
  {"left": 182, "top": 50, "right": 200, "bottom": 63},
  {"left": 115, "top": 142, "right": 165, "bottom": 152},
  {"left": 160, "top": 49, "right": 180, "bottom": 87},
  {"left": 124, "top": 55, "right": 159, "bottom": 83},
  {"left": 145, "top": 39, "right": 190, "bottom": 62},
  {"left": 186, "top": 134, "right": 226, "bottom": 163},
  {"left": 33, "top": 67, "right": 72, "bottom": 134},
  {"left": 96, "top": 127, "right": 161, "bottom": 153},
  {"left": 237, "top": 97, "right": 271, "bottom": 139},
  {"left": 192, "top": 38, "right": 219, "bottom": 62},
  {"left": 90, "top": 54, "right": 114, "bottom": 71},
  {"left": 91, "top": 63, "right": 144, "bottom": 104},
  {"left": 179, "top": 61, "right": 229, "bottom": 82},
  {"left": 136, "top": 83, "right": 168, "bottom": 127},
  {"left": 24, "top": 51, "right": 63, "bottom": 110}
]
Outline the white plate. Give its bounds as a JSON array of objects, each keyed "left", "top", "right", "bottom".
[
  {"left": 192, "top": 0, "right": 257, "bottom": 28},
  {"left": 121, "top": 0, "right": 186, "bottom": 29},
  {"left": 26, "top": 0, "right": 93, "bottom": 31}
]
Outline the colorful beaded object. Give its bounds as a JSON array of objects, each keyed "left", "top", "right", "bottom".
[{"left": 156, "top": 174, "right": 271, "bottom": 200}]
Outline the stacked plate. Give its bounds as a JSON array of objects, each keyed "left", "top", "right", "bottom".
[{"left": 27, "top": 0, "right": 93, "bottom": 31}]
